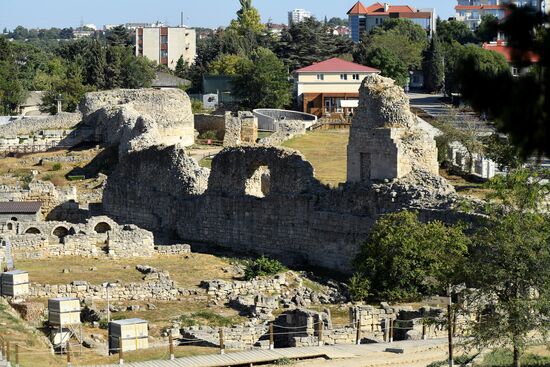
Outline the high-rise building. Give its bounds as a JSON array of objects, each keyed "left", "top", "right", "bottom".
[
  {"left": 288, "top": 9, "right": 313, "bottom": 25},
  {"left": 135, "top": 26, "right": 196, "bottom": 70},
  {"left": 347, "top": 2, "right": 436, "bottom": 43},
  {"left": 455, "top": 0, "right": 547, "bottom": 31}
]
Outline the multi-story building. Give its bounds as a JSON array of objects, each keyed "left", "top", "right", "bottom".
[
  {"left": 288, "top": 9, "right": 313, "bottom": 25},
  {"left": 136, "top": 26, "right": 196, "bottom": 70},
  {"left": 294, "top": 58, "right": 380, "bottom": 117},
  {"left": 347, "top": 2, "right": 436, "bottom": 42},
  {"left": 455, "top": 0, "right": 547, "bottom": 31}
]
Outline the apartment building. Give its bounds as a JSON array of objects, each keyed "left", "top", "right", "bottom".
[
  {"left": 455, "top": 0, "right": 547, "bottom": 31},
  {"left": 135, "top": 26, "right": 196, "bottom": 70},
  {"left": 288, "top": 9, "right": 313, "bottom": 25},
  {"left": 347, "top": 2, "right": 436, "bottom": 42}
]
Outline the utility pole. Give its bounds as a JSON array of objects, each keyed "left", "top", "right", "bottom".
[{"left": 447, "top": 285, "right": 454, "bottom": 367}]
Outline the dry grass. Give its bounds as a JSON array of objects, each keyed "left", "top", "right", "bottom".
[
  {"left": 440, "top": 169, "right": 491, "bottom": 200},
  {"left": 282, "top": 129, "right": 349, "bottom": 187},
  {"left": 16, "top": 253, "right": 234, "bottom": 287}
]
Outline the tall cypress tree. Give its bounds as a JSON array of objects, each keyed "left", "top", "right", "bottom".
[
  {"left": 105, "top": 46, "right": 122, "bottom": 89},
  {"left": 86, "top": 38, "right": 106, "bottom": 89},
  {"left": 423, "top": 35, "right": 445, "bottom": 93}
]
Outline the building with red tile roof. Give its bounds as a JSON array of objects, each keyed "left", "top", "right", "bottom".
[
  {"left": 294, "top": 58, "right": 380, "bottom": 117},
  {"left": 483, "top": 40, "right": 540, "bottom": 75},
  {"left": 347, "top": 2, "right": 436, "bottom": 42}
]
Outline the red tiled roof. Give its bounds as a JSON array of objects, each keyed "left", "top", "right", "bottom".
[
  {"left": 347, "top": 1, "right": 371, "bottom": 15},
  {"left": 295, "top": 58, "right": 380, "bottom": 73},
  {"left": 482, "top": 42, "right": 540, "bottom": 64},
  {"left": 0, "top": 201, "right": 42, "bottom": 214}
]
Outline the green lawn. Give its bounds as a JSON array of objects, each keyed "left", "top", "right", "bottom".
[{"left": 282, "top": 129, "right": 349, "bottom": 187}]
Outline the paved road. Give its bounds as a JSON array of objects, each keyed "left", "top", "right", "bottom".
[
  {"left": 88, "top": 338, "right": 448, "bottom": 367},
  {"left": 408, "top": 92, "right": 494, "bottom": 133}
]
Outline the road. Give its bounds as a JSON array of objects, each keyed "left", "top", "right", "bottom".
[{"left": 408, "top": 92, "right": 494, "bottom": 133}]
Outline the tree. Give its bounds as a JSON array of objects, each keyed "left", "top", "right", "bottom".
[
  {"left": 354, "top": 211, "right": 469, "bottom": 302},
  {"left": 106, "top": 25, "right": 130, "bottom": 47},
  {"left": 0, "top": 37, "right": 26, "bottom": 114},
  {"left": 85, "top": 38, "right": 106, "bottom": 88},
  {"left": 437, "top": 18, "right": 476, "bottom": 45},
  {"left": 475, "top": 14, "right": 499, "bottom": 43},
  {"left": 481, "top": 133, "right": 523, "bottom": 171},
  {"left": 277, "top": 17, "right": 353, "bottom": 70},
  {"left": 233, "top": 47, "right": 291, "bottom": 109},
  {"left": 41, "top": 74, "right": 91, "bottom": 114},
  {"left": 423, "top": 34, "right": 445, "bottom": 92},
  {"left": 457, "top": 5, "right": 550, "bottom": 158},
  {"left": 230, "top": 0, "right": 264, "bottom": 35},
  {"left": 353, "top": 19, "right": 428, "bottom": 86},
  {"left": 174, "top": 56, "right": 189, "bottom": 79},
  {"left": 208, "top": 54, "right": 247, "bottom": 75},
  {"left": 104, "top": 46, "right": 123, "bottom": 89},
  {"left": 464, "top": 210, "right": 550, "bottom": 366},
  {"left": 121, "top": 50, "right": 156, "bottom": 89}
]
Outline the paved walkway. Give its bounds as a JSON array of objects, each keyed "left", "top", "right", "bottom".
[{"left": 89, "top": 338, "right": 447, "bottom": 367}]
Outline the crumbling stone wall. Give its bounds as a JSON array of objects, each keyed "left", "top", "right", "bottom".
[
  {"left": 103, "top": 75, "right": 466, "bottom": 273},
  {"left": 223, "top": 111, "right": 258, "bottom": 147},
  {"left": 347, "top": 74, "right": 439, "bottom": 183},
  {"left": 0, "top": 113, "right": 81, "bottom": 136}
]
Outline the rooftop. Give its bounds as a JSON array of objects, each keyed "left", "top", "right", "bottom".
[
  {"left": 347, "top": 1, "right": 427, "bottom": 15},
  {"left": 111, "top": 318, "right": 148, "bottom": 325},
  {"left": 295, "top": 58, "right": 380, "bottom": 73},
  {"left": 0, "top": 201, "right": 42, "bottom": 214},
  {"left": 482, "top": 41, "right": 540, "bottom": 64}
]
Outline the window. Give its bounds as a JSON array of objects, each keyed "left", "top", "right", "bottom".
[
  {"left": 340, "top": 74, "right": 348, "bottom": 81},
  {"left": 160, "top": 35, "right": 168, "bottom": 44},
  {"left": 352, "top": 74, "right": 360, "bottom": 80},
  {"left": 316, "top": 74, "right": 324, "bottom": 81},
  {"left": 160, "top": 50, "right": 168, "bottom": 58}
]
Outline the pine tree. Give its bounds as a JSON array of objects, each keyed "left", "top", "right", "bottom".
[
  {"left": 423, "top": 35, "right": 445, "bottom": 93},
  {"left": 105, "top": 46, "right": 122, "bottom": 89},
  {"left": 175, "top": 56, "right": 188, "bottom": 79},
  {"left": 86, "top": 39, "right": 106, "bottom": 89}
]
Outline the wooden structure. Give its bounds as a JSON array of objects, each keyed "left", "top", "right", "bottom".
[
  {"left": 109, "top": 318, "right": 149, "bottom": 353},
  {"left": 0, "top": 270, "right": 29, "bottom": 297}
]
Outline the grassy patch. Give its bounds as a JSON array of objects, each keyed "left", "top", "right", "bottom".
[
  {"left": 282, "top": 129, "right": 348, "bottom": 186},
  {"left": 16, "top": 253, "right": 234, "bottom": 287},
  {"left": 481, "top": 349, "right": 550, "bottom": 367},
  {"left": 180, "top": 310, "right": 245, "bottom": 327},
  {"left": 199, "top": 157, "right": 213, "bottom": 169}
]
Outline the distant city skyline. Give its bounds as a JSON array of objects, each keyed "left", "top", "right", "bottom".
[{"left": 0, "top": 0, "right": 455, "bottom": 31}]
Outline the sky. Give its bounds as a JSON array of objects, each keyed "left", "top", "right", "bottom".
[{"left": 0, "top": 0, "right": 455, "bottom": 31}]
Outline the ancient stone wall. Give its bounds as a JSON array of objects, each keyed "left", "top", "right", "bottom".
[
  {"left": 347, "top": 74, "right": 439, "bottom": 183},
  {"left": 0, "top": 113, "right": 81, "bottom": 136},
  {"left": 222, "top": 112, "right": 258, "bottom": 147}
]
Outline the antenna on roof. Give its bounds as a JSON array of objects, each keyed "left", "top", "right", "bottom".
[{"left": 181, "top": 12, "right": 184, "bottom": 27}]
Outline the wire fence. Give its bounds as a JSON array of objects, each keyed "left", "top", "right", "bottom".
[{"left": 0, "top": 314, "right": 485, "bottom": 367}]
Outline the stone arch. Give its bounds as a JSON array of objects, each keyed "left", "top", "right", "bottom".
[
  {"left": 7, "top": 223, "right": 13, "bottom": 230},
  {"left": 94, "top": 222, "right": 112, "bottom": 234},
  {"left": 207, "top": 146, "right": 321, "bottom": 197},
  {"left": 52, "top": 226, "right": 69, "bottom": 243},
  {"left": 24, "top": 227, "right": 41, "bottom": 234}
]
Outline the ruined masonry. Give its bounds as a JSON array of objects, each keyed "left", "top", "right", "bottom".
[
  {"left": 347, "top": 74, "right": 439, "bottom": 183},
  {"left": 103, "top": 74, "right": 462, "bottom": 273}
]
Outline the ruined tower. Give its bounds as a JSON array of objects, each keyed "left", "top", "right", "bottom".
[{"left": 347, "top": 74, "right": 439, "bottom": 183}]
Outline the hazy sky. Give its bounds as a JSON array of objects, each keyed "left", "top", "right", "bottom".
[{"left": 0, "top": 0, "right": 455, "bottom": 30}]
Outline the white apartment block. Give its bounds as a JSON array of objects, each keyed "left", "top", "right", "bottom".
[
  {"left": 288, "top": 9, "right": 313, "bottom": 25},
  {"left": 455, "top": 0, "right": 547, "bottom": 30},
  {"left": 136, "top": 26, "right": 196, "bottom": 70}
]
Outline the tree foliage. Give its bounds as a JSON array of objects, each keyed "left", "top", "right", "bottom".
[
  {"left": 276, "top": 17, "right": 353, "bottom": 71},
  {"left": 243, "top": 256, "right": 285, "bottom": 280},
  {"left": 475, "top": 14, "right": 499, "bottom": 43},
  {"left": 233, "top": 47, "right": 291, "bottom": 109},
  {"left": 353, "top": 19, "right": 428, "bottom": 86},
  {"left": 423, "top": 34, "right": 445, "bottom": 93},
  {"left": 457, "top": 5, "right": 550, "bottom": 158},
  {"left": 353, "top": 211, "right": 469, "bottom": 302},
  {"left": 208, "top": 54, "right": 248, "bottom": 76},
  {"left": 436, "top": 18, "right": 476, "bottom": 45},
  {"left": 230, "top": 0, "right": 264, "bottom": 35}
]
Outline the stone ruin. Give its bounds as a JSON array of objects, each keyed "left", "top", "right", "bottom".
[
  {"left": 223, "top": 111, "right": 258, "bottom": 146},
  {"left": 101, "top": 74, "right": 465, "bottom": 273},
  {"left": 348, "top": 74, "right": 439, "bottom": 183}
]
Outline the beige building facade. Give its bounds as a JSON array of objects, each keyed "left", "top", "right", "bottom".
[{"left": 136, "top": 26, "right": 196, "bottom": 70}]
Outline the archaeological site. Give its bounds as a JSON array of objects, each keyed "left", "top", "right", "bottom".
[{"left": 0, "top": 74, "right": 473, "bottom": 365}]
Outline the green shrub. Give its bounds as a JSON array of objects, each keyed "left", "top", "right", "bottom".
[
  {"left": 67, "top": 175, "right": 85, "bottom": 181},
  {"left": 348, "top": 272, "right": 371, "bottom": 302},
  {"left": 51, "top": 163, "right": 62, "bottom": 171},
  {"left": 42, "top": 174, "right": 53, "bottom": 181},
  {"left": 244, "top": 256, "right": 285, "bottom": 280},
  {"left": 275, "top": 357, "right": 293, "bottom": 365},
  {"left": 191, "top": 98, "right": 204, "bottom": 114},
  {"left": 198, "top": 130, "right": 218, "bottom": 141}
]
